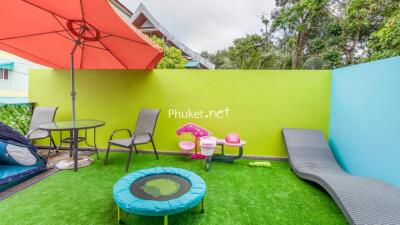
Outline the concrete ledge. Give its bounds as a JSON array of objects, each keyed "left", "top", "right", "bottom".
[{"left": 37, "top": 145, "right": 288, "bottom": 161}]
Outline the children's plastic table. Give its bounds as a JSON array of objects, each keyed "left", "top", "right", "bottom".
[{"left": 212, "top": 139, "right": 245, "bottom": 162}]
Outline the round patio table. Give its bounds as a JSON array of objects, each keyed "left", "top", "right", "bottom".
[{"left": 38, "top": 120, "right": 105, "bottom": 171}]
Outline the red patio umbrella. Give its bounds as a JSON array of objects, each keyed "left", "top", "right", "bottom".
[{"left": 0, "top": 0, "right": 163, "bottom": 120}]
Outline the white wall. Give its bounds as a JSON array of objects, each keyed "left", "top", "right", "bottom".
[{"left": 0, "top": 51, "right": 47, "bottom": 97}]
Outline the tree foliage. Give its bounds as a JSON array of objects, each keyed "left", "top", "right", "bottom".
[
  {"left": 273, "top": 0, "right": 331, "bottom": 68},
  {"left": 150, "top": 36, "right": 187, "bottom": 69},
  {"left": 205, "top": 0, "right": 399, "bottom": 70},
  {"left": 368, "top": 10, "right": 400, "bottom": 60},
  {"left": 203, "top": 19, "right": 292, "bottom": 70},
  {"left": 0, "top": 104, "right": 32, "bottom": 134},
  {"left": 205, "top": 34, "right": 292, "bottom": 70}
]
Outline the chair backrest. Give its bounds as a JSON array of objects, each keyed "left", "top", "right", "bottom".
[
  {"left": 133, "top": 109, "right": 160, "bottom": 136},
  {"left": 28, "top": 106, "right": 58, "bottom": 132}
]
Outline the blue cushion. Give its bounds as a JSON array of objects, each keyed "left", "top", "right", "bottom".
[{"left": 113, "top": 167, "right": 206, "bottom": 216}]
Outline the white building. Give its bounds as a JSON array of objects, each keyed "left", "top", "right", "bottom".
[
  {"left": 109, "top": 0, "right": 215, "bottom": 69},
  {"left": 0, "top": 51, "right": 46, "bottom": 98}
]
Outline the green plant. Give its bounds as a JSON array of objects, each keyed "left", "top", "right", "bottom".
[
  {"left": 368, "top": 10, "right": 400, "bottom": 60},
  {"left": 0, "top": 104, "right": 32, "bottom": 134},
  {"left": 150, "top": 35, "right": 188, "bottom": 69}
]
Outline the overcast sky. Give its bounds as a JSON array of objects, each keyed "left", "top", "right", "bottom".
[{"left": 119, "top": 0, "right": 276, "bottom": 53}]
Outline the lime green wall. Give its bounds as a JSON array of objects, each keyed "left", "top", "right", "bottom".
[{"left": 29, "top": 69, "right": 331, "bottom": 157}]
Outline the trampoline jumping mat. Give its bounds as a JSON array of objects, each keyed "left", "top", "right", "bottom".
[{"left": 130, "top": 174, "right": 191, "bottom": 201}]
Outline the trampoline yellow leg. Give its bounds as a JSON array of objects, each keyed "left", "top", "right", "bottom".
[
  {"left": 164, "top": 215, "right": 168, "bottom": 225},
  {"left": 117, "top": 207, "right": 122, "bottom": 224},
  {"left": 201, "top": 198, "right": 205, "bottom": 213}
]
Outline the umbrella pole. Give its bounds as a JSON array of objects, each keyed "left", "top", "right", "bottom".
[
  {"left": 70, "top": 53, "right": 76, "bottom": 122},
  {"left": 70, "top": 49, "right": 78, "bottom": 172},
  {"left": 69, "top": 26, "right": 86, "bottom": 172},
  {"left": 70, "top": 26, "right": 85, "bottom": 122}
]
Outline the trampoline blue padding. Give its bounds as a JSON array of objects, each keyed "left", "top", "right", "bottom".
[{"left": 113, "top": 167, "right": 206, "bottom": 216}]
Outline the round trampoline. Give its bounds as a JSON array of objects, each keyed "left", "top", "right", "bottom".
[{"left": 113, "top": 167, "right": 206, "bottom": 224}]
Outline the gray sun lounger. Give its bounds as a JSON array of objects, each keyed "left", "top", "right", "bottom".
[{"left": 282, "top": 128, "right": 400, "bottom": 225}]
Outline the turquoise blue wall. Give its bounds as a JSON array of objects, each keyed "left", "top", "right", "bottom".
[{"left": 329, "top": 57, "right": 400, "bottom": 187}]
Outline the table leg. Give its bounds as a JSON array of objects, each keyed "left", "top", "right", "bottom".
[
  {"left": 69, "top": 130, "right": 73, "bottom": 158},
  {"left": 164, "top": 215, "right": 168, "bottom": 225},
  {"left": 72, "top": 129, "right": 78, "bottom": 172}
]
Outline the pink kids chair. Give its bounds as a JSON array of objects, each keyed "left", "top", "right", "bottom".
[{"left": 176, "top": 123, "right": 210, "bottom": 159}]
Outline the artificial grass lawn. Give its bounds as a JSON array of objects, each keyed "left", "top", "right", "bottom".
[{"left": 0, "top": 152, "right": 347, "bottom": 225}]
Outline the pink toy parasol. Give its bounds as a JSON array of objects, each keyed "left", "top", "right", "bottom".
[
  {"left": 176, "top": 123, "right": 210, "bottom": 159},
  {"left": 176, "top": 123, "right": 210, "bottom": 139}
]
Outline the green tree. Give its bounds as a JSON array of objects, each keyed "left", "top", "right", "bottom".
[
  {"left": 273, "top": 0, "right": 399, "bottom": 69},
  {"left": 273, "top": 0, "right": 331, "bottom": 69},
  {"left": 209, "top": 50, "right": 234, "bottom": 69},
  {"left": 150, "top": 36, "right": 187, "bottom": 69},
  {"left": 228, "top": 34, "right": 267, "bottom": 69},
  {"left": 203, "top": 0, "right": 400, "bottom": 70},
  {"left": 368, "top": 10, "right": 400, "bottom": 60},
  {"left": 324, "top": 0, "right": 399, "bottom": 65},
  {"left": 205, "top": 33, "right": 291, "bottom": 70}
]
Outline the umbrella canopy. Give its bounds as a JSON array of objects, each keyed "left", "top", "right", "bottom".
[
  {"left": 0, "top": 0, "right": 164, "bottom": 120},
  {"left": 0, "top": 0, "right": 163, "bottom": 69}
]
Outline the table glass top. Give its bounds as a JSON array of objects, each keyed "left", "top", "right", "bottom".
[{"left": 38, "top": 120, "right": 105, "bottom": 130}]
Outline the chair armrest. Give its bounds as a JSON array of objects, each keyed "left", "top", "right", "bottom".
[{"left": 109, "top": 129, "right": 132, "bottom": 141}]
